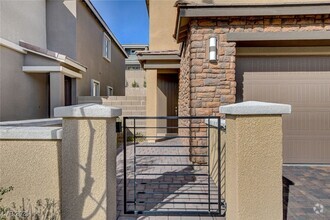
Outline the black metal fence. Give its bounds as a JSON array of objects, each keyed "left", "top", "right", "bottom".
[{"left": 123, "top": 116, "right": 226, "bottom": 216}]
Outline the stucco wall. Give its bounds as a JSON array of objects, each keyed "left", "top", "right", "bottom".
[
  {"left": 46, "top": 0, "right": 77, "bottom": 59},
  {"left": 126, "top": 70, "right": 145, "bottom": 87},
  {"left": 209, "top": 127, "right": 225, "bottom": 199},
  {"left": 76, "top": 1, "right": 125, "bottom": 97},
  {"left": 0, "top": 47, "right": 49, "bottom": 121},
  {"left": 149, "top": 0, "right": 178, "bottom": 51},
  {"left": 61, "top": 118, "right": 117, "bottom": 220},
  {"left": 0, "top": 0, "right": 47, "bottom": 48},
  {"left": 225, "top": 115, "right": 283, "bottom": 220},
  {"left": 125, "top": 69, "right": 146, "bottom": 96},
  {"left": 0, "top": 140, "right": 61, "bottom": 208}
]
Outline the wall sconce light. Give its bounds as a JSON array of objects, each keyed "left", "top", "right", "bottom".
[{"left": 209, "top": 37, "right": 217, "bottom": 62}]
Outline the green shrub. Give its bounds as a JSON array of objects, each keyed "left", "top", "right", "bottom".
[
  {"left": 132, "top": 80, "right": 139, "bottom": 88},
  {"left": 126, "top": 132, "right": 146, "bottom": 143}
]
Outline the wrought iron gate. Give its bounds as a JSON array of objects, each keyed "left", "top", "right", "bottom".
[{"left": 123, "top": 116, "right": 226, "bottom": 216}]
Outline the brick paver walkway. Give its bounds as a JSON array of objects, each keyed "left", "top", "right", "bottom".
[
  {"left": 117, "top": 138, "right": 225, "bottom": 220},
  {"left": 117, "top": 139, "right": 330, "bottom": 220},
  {"left": 283, "top": 165, "right": 330, "bottom": 220}
]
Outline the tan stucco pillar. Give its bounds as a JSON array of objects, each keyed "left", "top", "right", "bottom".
[
  {"left": 220, "top": 101, "right": 291, "bottom": 220},
  {"left": 146, "top": 70, "right": 157, "bottom": 140},
  {"left": 54, "top": 104, "right": 122, "bottom": 220},
  {"left": 50, "top": 72, "right": 65, "bottom": 117}
]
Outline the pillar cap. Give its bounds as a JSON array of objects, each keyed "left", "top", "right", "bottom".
[
  {"left": 54, "top": 104, "right": 122, "bottom": 118},
  {"left": 220, "top": 101, "right": 291, "bottom": 115}
]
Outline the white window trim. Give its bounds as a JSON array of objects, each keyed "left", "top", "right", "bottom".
[
  {"left": 107, "top": 86, "right": 113, "bottom": 96},
  {"left": 91, "top": 79, "right": 100, "bottom": 96},
  {"left": 103, "top": 33, "right": 111, "bottom": 62}
]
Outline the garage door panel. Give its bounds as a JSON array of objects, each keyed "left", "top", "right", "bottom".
[
  {"left": 244, "top": 73, "right": 330, "bottom": 105},
  {"left": 237, "top": 57, "right": 330, "bottom": 164},
  {"left": 284, "top": 138, "right": 330, "bottom": 163},
  {"left": 284, "top": 111, "right": 330, "bottom": 132}
]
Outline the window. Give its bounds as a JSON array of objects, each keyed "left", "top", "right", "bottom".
[
  {"left": 107, "top": 86, "right": 113, "bottom": 96},
  {"left": 103, "top": 33, "right": 111, "bottom": 61},
  {"left": 91, "top": 79, "right": 100, "bottom": 96}
]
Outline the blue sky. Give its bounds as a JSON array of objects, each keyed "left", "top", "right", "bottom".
[{"left": 91, "top": 0, "right": 149, "bottom": 45}]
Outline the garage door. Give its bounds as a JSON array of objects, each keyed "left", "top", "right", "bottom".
[{"left": 236, "top": 56, "right": 330, "bottom": 164}]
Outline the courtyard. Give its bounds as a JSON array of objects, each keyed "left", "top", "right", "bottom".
[{"left": 116, "top": 139, "right": 330, "bottom": 220}]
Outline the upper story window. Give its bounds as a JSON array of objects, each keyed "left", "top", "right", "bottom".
[
  {"left": 91, "top": 79, "right": 100, "bottom": 96},
  {"left": 107, "top": 86, "right": 113, "bottom": 96},
  {"left": 103, "top": 33, "right": 111, "bottom": 61}
]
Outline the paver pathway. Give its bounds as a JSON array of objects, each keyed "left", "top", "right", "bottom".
[
  {"left": 117, "top": 139, "right": 330, "bottom": 220},
  {"left": 117, "top": 138, "right": 225, "bottom": 220},
  {"left": 283, "top": 166, "right": 330, "bottom": 220}
]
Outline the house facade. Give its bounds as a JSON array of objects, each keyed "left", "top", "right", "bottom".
[
  {"left": 139, "top": 0, "right": 330, "bottom": 164},
  {"left": 0, "top": 0, "right": 127, "bottom": 121},
  {"left": 123, "top": 44, "right": 148, "bottom": 96}
]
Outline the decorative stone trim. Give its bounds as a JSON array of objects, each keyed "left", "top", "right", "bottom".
[
  {"left": 54, "top": 104, "right": 122, "bottom": 118},
  {"left": 0, "top": 126, "right": 62, "bottom": 140},
  {"left": 220, "top": 101, "right": 292, "bottom": 115},
  {"left": 0, "top": 118, "right": 62, "bottom": 127}
]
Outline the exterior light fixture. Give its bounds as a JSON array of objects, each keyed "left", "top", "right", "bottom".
[{"left": 209, "top": 37, "right": 217, "bottom": 62}]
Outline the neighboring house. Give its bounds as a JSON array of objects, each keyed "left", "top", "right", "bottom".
[
  {"left": 138, "top": 0, "right": 330, "bottom": 164},
  {"left": 123, "top": 44, "right": 148, "bottom": 96},
  {"left": 0, "top": 0, "right": 127, "bottom": 121}
]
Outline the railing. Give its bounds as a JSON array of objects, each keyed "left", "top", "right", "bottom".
[{"left": 123, "top": 116, "right": 226, "bottom": 216}]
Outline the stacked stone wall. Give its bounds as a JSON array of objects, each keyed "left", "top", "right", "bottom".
[{"left": 180, "top": 14, "right": 330, "bottom": 163}]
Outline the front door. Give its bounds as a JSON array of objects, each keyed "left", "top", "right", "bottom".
[
  {"left": 64, "top": 76, "right": 72, "bottom": 106},
  {"left": 157, "top": 74, "right": 179, "bottom": 134}
]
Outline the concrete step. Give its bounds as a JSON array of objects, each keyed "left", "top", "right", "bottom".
[
  {"left": 116, "top": 106, "right": 146, "bottom": 111},
  {"left": 125, "top": 122, "right": 146, "bottom": 127},
  {"left": 122, "top": 110, "right": 146, "bottom": 116},
  {"left": 105, "top": 96, "right": 146, "bottom": 101},
  {"left": 104, "top": 101, "right": 146, "bottom": 106}
]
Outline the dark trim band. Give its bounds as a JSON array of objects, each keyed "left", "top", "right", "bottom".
[{"left": 227, "top": 31, "right": 330, "bottom": 42}]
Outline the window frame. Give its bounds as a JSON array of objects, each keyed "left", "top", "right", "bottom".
[
  {"left": 103, "top": 33, "right": 111, "bottom": 62},
  {"left": 91, "top": 79, "right": 100, "bottom": 96},
  {"left": 107, "top": 86, "right": 114, "bottom": 96}
]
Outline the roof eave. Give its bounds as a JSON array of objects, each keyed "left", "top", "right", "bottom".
[
  {"left": 19, "top": 41, "right": 87, "bottom": 72},
  {"left": 137, "top": 51, "right": 181, "bottom": 70},
  {"left": 174, "top": 2, "right": 330, "bottom": 43},
  {"left": 83, "top": 0, "right": 128, "bottom": 58}
]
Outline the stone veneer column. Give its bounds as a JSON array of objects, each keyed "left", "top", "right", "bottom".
[
  {"left": 183, "top": 15, "right": 328, "bottom": 146},
  {"left": 54, "top": 104, "right": 122, "bottom": 220},
  {"left": 221, "top": 101, "right": 291, "bottom": 220}
]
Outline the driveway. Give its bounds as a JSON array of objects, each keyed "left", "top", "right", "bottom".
[{"left": 283, "top": 165, "right": 330, "bottom": 220}]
